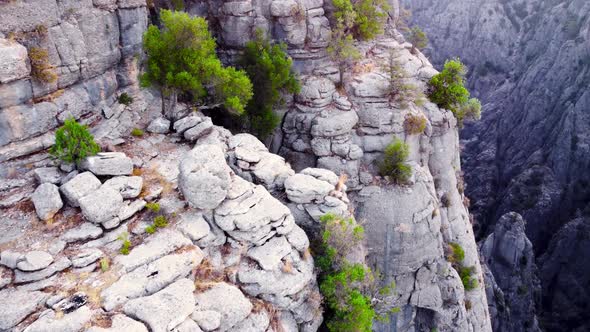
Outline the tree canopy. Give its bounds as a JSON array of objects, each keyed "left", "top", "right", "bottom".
[{"left": 140, "top": 10, "right": 252, "bottom": 114}]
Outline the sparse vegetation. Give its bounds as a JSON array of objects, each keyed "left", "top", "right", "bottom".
[
  {"left": 328, "top": 15, "right": 361, "bottom": 87},
  {"left": 447, "top": 242, "right": 478, "bottom": 291},
  {"left": 441, "top": 192, "right": 452, "bottom": 207},
  {"left": 316, "top": 213, "right": 398, "bottom": 332},
  {"left": 100, "top": 257, "right": 110, "bottom": 272},
  {"left": 428, "top": 58, "right": 482, "bottom": 127},
  {"left": 386, "top": 52, "right": 425, "bottom": 108},
  {"left": 379, "top": 138, "right": 412, "bottom": 184},
  {"left": 238, "top": 30, "right": 300, "bottom": 139},
  {"left": 118, "top": 93, "right": 133, "bottom": 106},
  {"left": 351, "top": 0, "right": 389, "bottom": 40},
  {"left": 118, "top": 233, "right": 132, "bottom": 255},
  {"left": 49, "top": 117, "right": 100, "bottom": 164},
  {"left": 153, "top": 215, "right": 168, "bottom": 228},
  {"left": 145, "top": 202, "right": 161, "bottom": 213},
  {"left": 404, "top": 113, "right": 427, "bottom": 135},
  {"left": 29, "top": 47, "right": 58, "bottom": 83},
  {"left": 407, "top": 26, "right": 428, "bottom": 54},
  {"left": 131, "top": 128, "right": 144, "bottom": 137},
  {"left": 141, "top": 10, "right": 252, "bottom": 115}
]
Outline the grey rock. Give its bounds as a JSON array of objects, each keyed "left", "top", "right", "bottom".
[
  {"left": 102, "top": 176, "right": 143, "bottom": 199},
  {"left": 286, "top": 225, "right": 310, "bottom": 251},
  {"left": 14, "top": 257, "right": 72, "bottom": 284},
  {"left": 118, "top": 199, "right": 146, "bottom": 221},
  {"left": 31, "top": 183, "right": 63, "bottom": 221},
  {"left": 79, "top": 186, "right": 124, "bottom": 224},
  {"left": 33, "top": 167, "right": 62, "bottom": 185},
  {"left": 87, "top": 314, "right": 148, "bottom": 332},
  {"left": 310, "top": 109, "right": 359, "bottom": 137},
  {"left": 102, "top": 249, "right": 203, "bottom": 311},
  {"left": 0, "top": 103, "right": 58, "bottom": 146},
  {"left": 23, "top": 306, "right": 92, "bottom": 332},
  {"left": 227, "top": 311, "right": 269, "bottom": 332},
  {"left": 184, "top": 118, "right": 213, "bottom": 141},
  {"left": 0, "top": 39, "right": 29, "bottom": 84},
  {"left": 48, "top": 240, "right": 67, "bottom": 256},
  {"left": 147, "top": 117, "right": 171, "bottom": 134},
  {"left": 123, "top": 278, "right": 196, "bottom": 332},
  {"left": 191, "top": 310, "right": 221, "bottom": 331},
  {"left": 179, "top": 144, "right": 231, "bottom": 210},
  {"left": 71, "top": 248, "right": 103, "bottom": 268},
  {"left": 1, "top": 250, "right": 23, "bottom": 269},
  {"left": 61, "top": 223, "right": 104, "bottom": 243},
  {"left": 0, "top": 289, "right": 48, "bottom": 330},
  {"left": 115, "top": 229, "right": 192, "bottom": 272},
  {"left": 300, "top": 167, "right": 339, "bottom": 186},
  {"left": 194, "top": 283, "right": 252, "bottom": 331},
  {"left": 81, "top": 152, "right": 134, "bottom": 176},
  {"left": 247, "top": 236, "right": 292, "bottom": 270},
  {"left": 174, "top": 115, "right": 202, "bottom": 134},
  {"left": 16, "top": 251, "right": 53, "bottom": 272},
  {"left": 178, "top": 212, "right": 211, "bottom": 242},
  {"left": 60, "top": 172, "right": 102, "bottom": 207},
  {"left": 173, "top": 319, "right": 202, "bottom": 332},
  {"left": 284, "top": 173, "right": 334, "bottom": 204},
  {"left": 0, "top": 267, "right": 11, "bottom": 289}
]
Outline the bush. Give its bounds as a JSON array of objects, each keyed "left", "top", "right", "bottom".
[
  {"left": 404, "top": 114, "right": 427, "bottom": 135},
  {"left": 49, "top": 117, "right": 100, "bottom": 164},
  {"left": 316, "top": 213, "right": 397, "bottom": 332},
  {"left": 100, "top": 257, "right": 109, "bottom": 272},
  {"left": 238, "top": 30, "right": 300, "bottom": 139},
  {"left": 448, "top": 242, "right": 465, "bottom": 263},
  {"left": 407, "top": 26, "right": 428, "bottom": 53},
  {"left": 352, "top": 0, "right": 389, "bottom": 40},
  {"left": 118, "top": 233, "right": 131, "bottom": 255},
  {"left": 29, "top": 47, "right": 57, "bottom": 83},
  {"left": 153, "top": 215, "right": 168, "bottom": 228},
  {"left": 447, "top": 242, "right": 478, "bottom": 291},
  {"left": 118, "top": 93, "right": 133, "bottom": 106},
  {"left": 428, "top": 58, "right": 482, "bottom": 127},
  {"left": 145, "top": 202, "right": 160, "bottom": 213},
  {"left": 141, "top": 10, "right": 252, "bottom": 114},
  {"left": 131, "top": 128, "right": 144, "bottom": 137},
  {"left": 379, "top": 139, "right": 412, "bottom": 184}
]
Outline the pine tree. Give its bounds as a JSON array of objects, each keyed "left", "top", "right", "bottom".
[{"left": 49, "top": 118, "right": 100, "bottom": 164}]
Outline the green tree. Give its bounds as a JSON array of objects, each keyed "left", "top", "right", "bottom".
[
  {"left": 428, "top": 58, "right": 482, "bottom": 127},
  {"left": 407, "top": 26, "right": 428, "bottom": 54},
  {"left": 49, "top": 118, "right": 100, "bottom": 164},
  {"left": 140, "top": 10, "right": 252, "bottom": 115},
  {"left": 379, "top": 138, "right": 412, "bottom": 184},
  {"left": 238, "top": 30, "right": 300, "bottom": 139},
  {"left": 328, "top": 16, "right": 361, "bottom": 87},
  {"left": 352, "top": 0, "right": 389, "bottom": 40}
]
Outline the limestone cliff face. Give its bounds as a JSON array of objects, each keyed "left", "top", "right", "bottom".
[
  {"left": 0, "top": 0, "right": 492, "bottom": 331},
  {"left": 403, "top": 0, "right": 590, "bottom": 330}
]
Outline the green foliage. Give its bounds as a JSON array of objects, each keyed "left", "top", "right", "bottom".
[
  {"left": 328, "top": 21, "right": 361, "bottom": 87},
  {"left": 100, "top": 257, "right": 109, "bottom": 272},
  {"left": 49, "top": 118, "right": 100, "bottom": 164},
  {"left": 153, "top": 215, "right": 168, "bottom": 228},
  {"left": 118, "top": 233, "right": 131, "bottom": 255},
  {"left": 141, "top": 10, "right": 252, "bottom": 114},
  {"left": 131, "top": 128, "right": 144, "bottom": 137},
  {"left": 145, "top": 225, "right": 157, "bottom": 234},
  {"left": 171, "top": 0, "right": 184, "bottom": 10},
  {"left": 29, "top": 47, "right": 57, "bottom": 83},
  {"left": 447, "top": 242, "right": 478, "bottom": 291},
  {"left": 386, "top": 52, "right": 426, "bottom": 108},
  {"left": 145, "top": 202, "right": 161, "bottom": 213},
  {"left": 238, "top": 30, "right": 300, "bottom": 139},
  {"left": 352, "top": 0, "right": 389, "bottom": 40},
  {"left": 379, "top": 138, "right": 412, "bottom": 184},
  {"left": 118, "top": 93, "right": 133, "bottom": 106},
  {"left": 407, "top": 26, "right": 428, "bottom": 53},
  {"left": 316, "top": 213, "right": 397, "bottom": 332},
  {"left": 428, "top": 58, "right": 482, "bottom": 127},
  {"left": 404, "top": 114, "right": 427, "bottom": 135}
]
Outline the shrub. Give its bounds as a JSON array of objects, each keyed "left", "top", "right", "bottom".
[
  {"left": 379, "top": 139, "right": 412, "bottom": 184},
  {"left": 459, "top": 266, "right": 478, "bottom": 291},
  {"left": 404, "top": 114, "right": 427, "bottom": 135},
  {"left": 352, "top": 0, "right": 389, "bottom": 40},
  {"left": 118, "top": 93, "right": 133, "bottom": 106},
  {"left": 316, "top": 213, "right": 397, "bottom": 332},
  {"left": 153, "top": 215, "right": 168, "bottom": 228},
  {"left": 29, "top": 47, "right": 57, "bottom": 83},
  {"left": 428, "top": 58, "right": 482, "bottom": 127},
  {"left": 238, "top": 30, "right": 300, "bottom": 139},
  {"left": 100, "top": 257, "right": 109, "bottom": 272},
  {"left": 141, "top": 10, "right": 252, "bottom": 114},
  {"left": 49, "top": 117, "right": 100, "bottom": 164},
  {"left": 448, "top": 242, "right": 465, "bottom": 263},
  {"left": 118, "top": 233, "right": 131, "bottom": 255},
  {"left": 328, "top": 20, "right": 361, "bottom": 87},
  {"left": 407, "top": 26, "right": 428, "bottom": 53},
  {"left": 131, "top": 128, "right": 144, "bottom": 137},
  {"left": 447, "top": 242, "right": 478, "bottom": 291},
  {"left": 145, "top": 202, "right": 160, "bottom": 213},
  {"left": 145, "top": 225, "right": 156, "bottom": 234}
]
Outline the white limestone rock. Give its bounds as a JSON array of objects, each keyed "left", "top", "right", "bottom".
[
  {"left": 194, "top": 283, "right": 252, "bottom": 331},
  {"left": 31, "top": 183, "right": 63, "bottom": 221},
  {"left": 81, "top": 152, "right": 134, "bottom": 176},
  {"left": 16, "top": 251, "right": 53, "bottom": 272},
  {"left": 60, "top": 172, "right": 102, "bottom": 207},
  {"left": 102, "top": 176, "right": 143, "bottom": 199},
  {"left": 79, "top": 186, "right": 124, "bottom": 224}
]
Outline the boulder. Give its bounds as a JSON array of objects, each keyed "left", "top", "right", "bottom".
[
  {"left": 178, "top": 212, "right": 211, "bottom": 242},
  {"left": 123, "top": 278, "right": 196, "bottom": 332},
  {"left": 71, "top": 248, "right": 103, "bottom": 268},
  {"left": 191, "top": 310, "right": 221, "bottom": 331},
  {"left": 0, "top": 250, "right": 23, "bottom": 269},
  {"left": 81, "top": 152, "right": 134, "bottom": 176},
  {"left": 14, "top": 257, "right": 72, "bottom": 284},
  {"left": 227, "top": 311, "right": 269, "bottom": 332},
  {"left": 284, "top": 173, "right": 333, "bottom": 203},
  {"left": 79, "top": 186, "right": 124, "bottom": 224},
  {"left": 61, "top": 223, "right": 103, "bottom": 243},
  {"left": 0, "top": 267, "right": 11, "bottom": 289},
  {"left": 247, "top": 236, "right": 292, "bottom": 270},
  {"left": 0, "top": 39, "right": 29, "bottom": 84},
  {"left": 16, "top": 251, "right": 53, "bottom": 272},
  {"left": 23, "top": 305, "right": 92, "bottom": 332},
  {"left": 179, "top": 145, "right": 231, "bottom": 210},
  {"left": 31, "top": 183, "right": 63, "bottom": 221},
  {"left": 0, "top": 289, "right": 48, "bottom": 330},
  {"left": 147, "top": 117, "right": 171, "bottom": 134},
  {"left": 33, "top": 167, "right": 62, "bottom": 184},
  {"left": 60, "top": 172, "right": 102, "bottom": 207},
  {"left": 194, "top": 283, "right": 252, "bottom": 331},
  {"left": 184, "top": 118, "right": 213, "bottom": 141},
  {"left": 87, "top": 314, "right": 148, "bottom": 332},
  {"left": 102, "top": 176, "right": 143, "bottom": 199}
]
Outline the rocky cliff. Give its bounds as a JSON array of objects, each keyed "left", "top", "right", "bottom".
[
  {"left": 0, "top": 0, "right": 491, "bottom": 331},
  {"left": 402, "top": 0, "right": 590, "bottom": 330}
]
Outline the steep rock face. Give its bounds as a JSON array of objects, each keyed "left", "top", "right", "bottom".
[
  {"left": 403, "top": 0, "right": 590, "bottom": 330},
  {"left": 481, "top": 212, "right": 541, "bottom": 332}
]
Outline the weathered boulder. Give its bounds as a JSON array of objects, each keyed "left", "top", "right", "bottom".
[
  {"left": 16, "top": 251, "right": 53, "bottom": 272},
  {"left": 191, "top": 310, "right": 221, "bottom": 331},
  {"left": 31, "top": 183, "right": 63, "bottom": 221},
  {"left": 284, "top": 173, "right": 334, "bottom": 203},
  {"left": 123, "top": 278, "right": 196, "bottom": 332},
  {"left": 81, "top": 152, "right": 134, "bottom": 176},
  {"left": 147, "top": 117, "right": 171, "bottom": 134},
  {"left": 179, "top": 144, "right": 231, "bottom": 210},
  {"left": 102, "top": 176, "right": 143, "bottom": 199},
  {"left": 247, "top": 236, "right": 292, "bottom": 270},
  {"left": 33, "top": 167, "right": 62, "bottom": 184},
  {"left": 87, "top": 314, "right": 148, "bottom": 332},
  {"left": 23, "top": 305, "right": 92, "bottom": 332},
  {"left": 71, "top": 248, "right": 104, "bottom": 268},
  {"left": 194, "top": 283, "right": 253, "bottom": 331},
  {"left": 14, "top": 257, "right": 72, "bottom": 284},
  {"left": 60, "top": 172, "right": 102, "bottom": 207},
  {"left": 61, "top": 223, "right": 103, "bottom": 243},
  {"left": 0, "top": 39, "right": 29, "bottom": 84},
  {"left": 0, "top": 289, "right": 48, "bottom": 330},
  {"left": 79, "top": 186, "right": 124, "bottom": 224}
]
